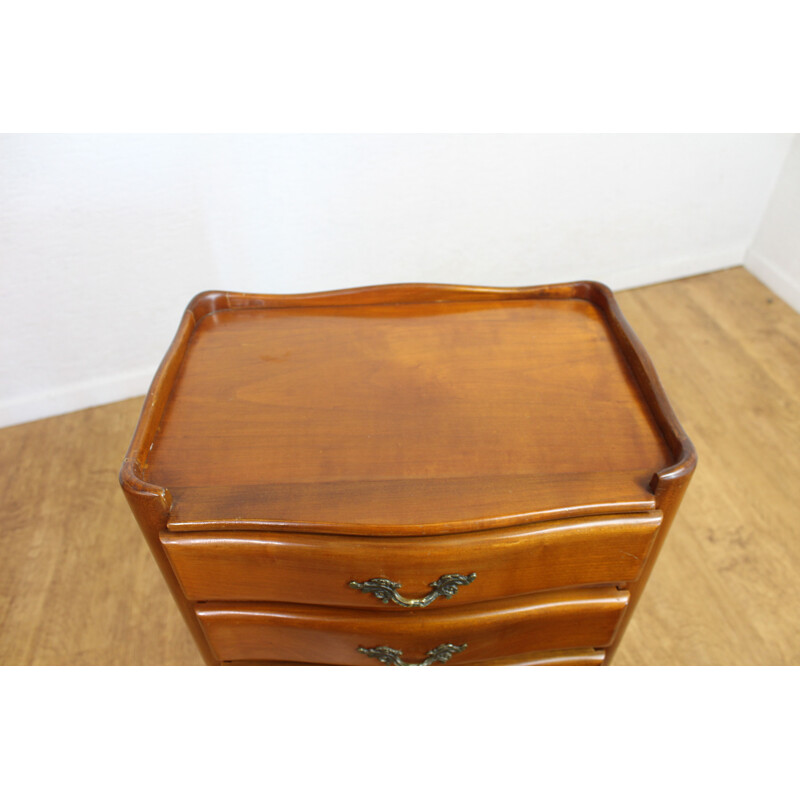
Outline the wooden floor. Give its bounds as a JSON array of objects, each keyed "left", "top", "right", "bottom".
[{"left": 1, "top": 266, "right": 798, "bottom": 665}]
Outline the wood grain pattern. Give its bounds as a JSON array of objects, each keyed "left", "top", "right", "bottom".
[
  {"left": 221, "top": 648, "right": 606, "bottom": 666},
  {"left": 164, "top": 473, "right": 657, "bottom": 535},
  {"left": 468, "top": 647, "right": 606, "bottom": 666},
  {"left": 119, "top": 279, "right": 693, "bottom": 665},
  {"left": 140, "top": 287, "right": 676, "bottom": 533},
  {"left": 0, "top": 398, "right": 203, "bottom": 665},
  {"left": 195, "top": 587, "right": 629, "bottom": 664},
  {"left": 3, "top": 267, "right": 797, "bottom": 665},
  {"left": 613, "top": 268, "right": 800, "bottom": 665},
  {"left": 162, "top": 513, "right": 661, "bottom": 606}
]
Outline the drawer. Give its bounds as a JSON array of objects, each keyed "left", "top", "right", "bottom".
[
  {"left": 196, "top": 587, "right": 629, "bottom": 665},
  {"left": 222, "top": 648, "right": 606, "bottom": 666},
  {"left": 163, "top": 513, "right": 659, "bottom": 607},
  {"left": 466, "top": 647, "right": 606, "bottom": 666}
]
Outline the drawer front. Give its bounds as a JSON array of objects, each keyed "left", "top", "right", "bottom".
[
  {"left": 222, "top": 648, "right": 606, "bottom": 666},
  {"left": 163, "top": 513, "right": 659, "bottom": 607},
  {"left": 467, "top": 647, "right": 606, "bottom": 666},
  {"left": 196, "top": 587, "right": 629, "bottom": 665}
]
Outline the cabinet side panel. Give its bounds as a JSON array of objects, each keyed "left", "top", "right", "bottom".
[
  {"left": 604, "top": 473, "right": 694, "bottom": 663},
  {"left": 121, "top": 487, "right": 219, "bottom": 665}
]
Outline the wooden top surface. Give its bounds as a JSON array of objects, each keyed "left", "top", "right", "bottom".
[{"left": 135, "top": 284, "right": 677, "bottom": 533}]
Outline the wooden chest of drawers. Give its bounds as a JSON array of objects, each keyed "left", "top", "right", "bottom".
[{"left": 120, "top": 281, "right": 695, "bottom": 666}]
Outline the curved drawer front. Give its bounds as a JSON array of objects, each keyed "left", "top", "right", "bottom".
[
  {"left": 164, "top": 513, "right": 659, "bottom": 607},
  {"left": 196, "top": 587, "right": 629, "bottom": 665},
  {"left": 466, "top": 647, "right": 606, "bottom": 666},
  {"left": 221, "top": 648, "right": 606, "bottom": 666}
]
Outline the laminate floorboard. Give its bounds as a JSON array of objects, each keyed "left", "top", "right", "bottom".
[
  {"left": 1, "top": 266, "right": 797, "bottom": 665},
  {"left": 0, "top": 399, "right": 203, "bottom": 665},
  {"left": 614, "top": 267, "right": 800, "bottom": 665}
]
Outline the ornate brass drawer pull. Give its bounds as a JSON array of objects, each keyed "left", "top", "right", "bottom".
[
  {"left": 348, "top": 572, "right": 477, "bottom": 608},
  {"left": 358, "top": 643, "right": 468, "bottom": 666}
]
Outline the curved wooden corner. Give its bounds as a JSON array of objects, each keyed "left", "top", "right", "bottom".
[
  {"left": 119, "top": 457, "right": 172, "bottom": 525},
  {"left": 121, "top": 302, "right": 201, "bottom": 528},
  {"left": 574, "top": 280, "right": 697, "bottom": 498},
  {"left": 121, "top": 292, "right": 237, "bottom": 527},
  {"left": 649, "top": 443, "right": 697, "bottom": 495},
  {"left": 186, "top": 290, "right": 233, "bottom": 322}
]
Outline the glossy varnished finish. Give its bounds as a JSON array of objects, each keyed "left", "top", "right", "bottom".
[
  {"left": 467, "top": 647, "right": 606, "bottom": 667},
  {"left": 119, "top": 281, "right": 695, "bottom": 665},
  {"left": 162, "top": 513, "right": 661, "bottom": 607},
  {"left": 221, "top": 648, "right": 607, "bottom": 666},
  {"left": 8, "top": 267, "right": 797, "bottom": 667},
  {"left": 195, "top": 587, "right": 629, "bottom": 665},
  {"left": 144, "top": 292, "right": 673, "bottom": 533}
]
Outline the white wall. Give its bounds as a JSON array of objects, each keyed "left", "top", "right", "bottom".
[
  {"left": 0, "top": 133, "right": 794, "bottom": 428},
  {"left": 745, "top": 135, "right": 800, "bottom": 313}
]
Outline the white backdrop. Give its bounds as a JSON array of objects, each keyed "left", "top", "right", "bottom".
[
  {"left": 0, "top": 133, "right": 794, "bottom": 427},
  {"left": 745, "top": 135, "right": 800, "bottom": 312}
]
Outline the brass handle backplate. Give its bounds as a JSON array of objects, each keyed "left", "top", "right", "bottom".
[
  {"left": 348, "top": 573, "right": 477, "bottom": 608},
  {"left": 357, "top": 643, "right": 468, "bottom": 666}
]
